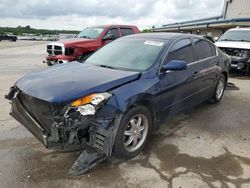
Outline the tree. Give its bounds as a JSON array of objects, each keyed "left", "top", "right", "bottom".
[{"left": 25, "top": 25, "right": 31, "bottom": 30}]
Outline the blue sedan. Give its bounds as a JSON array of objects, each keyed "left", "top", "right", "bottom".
[{"left": 6, "top": 33, "right": 230, "bottom": 175}]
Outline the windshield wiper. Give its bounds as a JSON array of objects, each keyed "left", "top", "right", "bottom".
[
  {"left": 80, "top": 36, "right": 91, "bottom": 39},
  {"left": 220, "top": 39, "right": 237, "bottom": 41},
  {"left": 220, "top": 39, "right": 250, "bottom": 42},
  {"left": 238, "top": 39, "right": 250, "bottom": 42},
  {"left": 97, "top": 64, "right": 115, "bottom": 69}
]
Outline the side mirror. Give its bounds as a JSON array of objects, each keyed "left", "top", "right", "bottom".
[
  {"left": 102, "top": 34, "right": 115, "bottom": 40},
  {"left": 161, "top": 60, "right": 187, "bottom": 72}
]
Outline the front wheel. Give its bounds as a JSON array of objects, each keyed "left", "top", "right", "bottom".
[
  {"left": 212, "top": 74, "right": 226, "bottom": 103},
  {"left": 113, "top": 106, "right": 152, "bottom": 159}
]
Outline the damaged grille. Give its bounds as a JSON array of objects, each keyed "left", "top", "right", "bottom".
[
  {"left": 93, "top": 132, "right": 106, "bottom": 150},
  {"left": 47, "top": 45, "right": 52, "bottom": 55},
  {"left": 219, "top": 47, "right": 241, "bottom": 56},
  {"left": 65, "top": 48, "right": 74, "bottom": 56},
  {"left": 18, "top": 92, "right": 60, "bottom": 133},
  {"left": 219, "top": 47, "right": 250, "bottom": 63},
  {"left": 47, "top": 44, "right": 63, "bottom": 56}
]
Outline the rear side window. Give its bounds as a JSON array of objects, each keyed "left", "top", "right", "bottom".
[
  {"left": 193, "top": 38, "right": 216, "bottom": 60},
  {"left": 120, "top": 28, "right": 134, "bottom": 36},
  {"left": 165, "top": 38, "right": 194, "bottom": 64}
]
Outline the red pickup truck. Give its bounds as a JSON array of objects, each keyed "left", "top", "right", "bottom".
[{"left": 45, "top": 25, "right": 140, "bottom": 66}]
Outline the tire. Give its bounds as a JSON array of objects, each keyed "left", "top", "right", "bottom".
[
  {"left": 113, "top": 106, "right": 152, "bottom": 159},
  {"left": 212, "top": 74, "right": 226, "bottom": 103}
]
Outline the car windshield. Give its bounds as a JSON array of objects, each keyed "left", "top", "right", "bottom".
[
  {"left": 219, "top": 30, "right": 250, "bottom": 42},
  {"left": 85, "top": 38, "right": 166, "bottom": 71},
  {"left": 77, "top": 27, "right": 104, "bottom": 39}
]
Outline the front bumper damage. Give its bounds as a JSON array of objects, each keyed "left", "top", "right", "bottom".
[
  {"left": 5, "top": 87, "right": 121, "bottom": 176},
  {"left": 220, "top": 48, "right": 250, "bottom": 73}
]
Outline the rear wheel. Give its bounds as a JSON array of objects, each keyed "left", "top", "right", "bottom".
[
  {"left": 113, "top": 106, "right": 152, "bottom": 158},
  {"left": 212, "top": 74, "right": 226, "bottom": 103}
]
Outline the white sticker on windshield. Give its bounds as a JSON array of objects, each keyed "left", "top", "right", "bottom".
[{"left": 144, "top": 40, "right": 164, "bottom": 46}]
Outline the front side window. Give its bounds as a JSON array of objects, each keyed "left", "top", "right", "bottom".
[
  {"left": 194, "top": 38, "right": 216, "bottom": 60},
  {"left": 120, "top": 28, "right": 134, "bottom": 36},
  {"left": 104, "top": 28, "right": 120, "bottom": 39},
  {"left": 77, "top": 27, "right": 104, "bottom": 39},
  {"left": 86, "top": 38, "right": 165, "bottom": 71},
  {"left": 165, "top": 39, "right": 194, "bottom": 64}
]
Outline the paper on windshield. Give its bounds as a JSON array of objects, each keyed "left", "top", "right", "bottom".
[{"left": 144, "top": 40, "right": 164, "bottom": 47}]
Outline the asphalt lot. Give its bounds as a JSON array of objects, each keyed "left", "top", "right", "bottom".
[{"left": 0, "top": 40, "right": 250, "bottom": 188}]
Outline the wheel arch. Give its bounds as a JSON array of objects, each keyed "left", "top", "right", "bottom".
[
  {"left": 221, "top": 71, "right": 228, "bottom": 83},
  {"left": 128, "top": 100, "right": 160, "bottom": 131}
]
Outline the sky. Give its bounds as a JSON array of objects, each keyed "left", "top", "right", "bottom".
[{"left": 0, "top": 0, "right": 224, "bottom": 30}]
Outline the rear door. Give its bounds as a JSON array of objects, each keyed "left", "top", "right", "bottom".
[
  {"left": 193, "top": 38, "right": 219, "bottom": 99},
  {"left": 159, "top": 38, "right": 203, "bottom": 117}
]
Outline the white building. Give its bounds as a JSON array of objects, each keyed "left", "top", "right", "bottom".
[{"left": 152, "top": 0, "right": 250, "bottom": 38}]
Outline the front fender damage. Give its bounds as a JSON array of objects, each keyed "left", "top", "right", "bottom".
[
  {"left": 6, "top": 87, "right": 122, "bottom": 176},
  {"left": 69, "top": 115, "right": 122, "bottom": 176}
]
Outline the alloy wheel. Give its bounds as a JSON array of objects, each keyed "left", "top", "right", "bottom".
[
  {"left": 216, "top": 76, "right": 226, "bottom": 100},
  {"left": 123, "top": 114, "right": 149, "bottom": 152}
]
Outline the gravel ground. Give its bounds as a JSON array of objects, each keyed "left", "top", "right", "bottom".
[{"left": 0, "top": 40, "right": 250, "bottom": 188}]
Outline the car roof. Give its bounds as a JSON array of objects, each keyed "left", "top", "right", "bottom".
[{"left": 125, "top": 32, "right": 204, "bottom": 40}]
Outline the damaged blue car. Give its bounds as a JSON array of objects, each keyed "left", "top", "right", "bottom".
[{"left": 6, "top": 33, "right": 230, "bottom": 175}]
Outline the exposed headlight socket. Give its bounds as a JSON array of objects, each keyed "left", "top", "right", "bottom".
[
  {"left": 65, "top": 92, "right": 112, "bottom": 117},
  {"left": 76, "top": 104, "right": 96, "bottom": 116}
]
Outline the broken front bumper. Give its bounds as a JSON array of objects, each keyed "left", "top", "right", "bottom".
[
  {"left": 7, "top": 89, "right": 122, "bottom": 175},
  {"left": 11, "top": 96, "right": 49, "bottom": 146}
]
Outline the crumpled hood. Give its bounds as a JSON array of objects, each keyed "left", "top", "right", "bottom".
[
  {"left": 16, "top": 63, "right": 140, "bottom": 104},
  {"left": 215, "top": 41, "right": 250, "bottom": 50}
]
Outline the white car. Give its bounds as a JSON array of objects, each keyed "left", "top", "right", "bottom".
[{"left": 215, "top": 28, "right": 250, "bottom": 74}]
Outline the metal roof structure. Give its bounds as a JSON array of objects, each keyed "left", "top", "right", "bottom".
[{"left": 152, "top": 0, "right": 250, "bottom": 32}]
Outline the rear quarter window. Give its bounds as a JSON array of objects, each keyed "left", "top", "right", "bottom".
[{"left": 193, "top": 38, "right": 216, "bottom": 60}]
